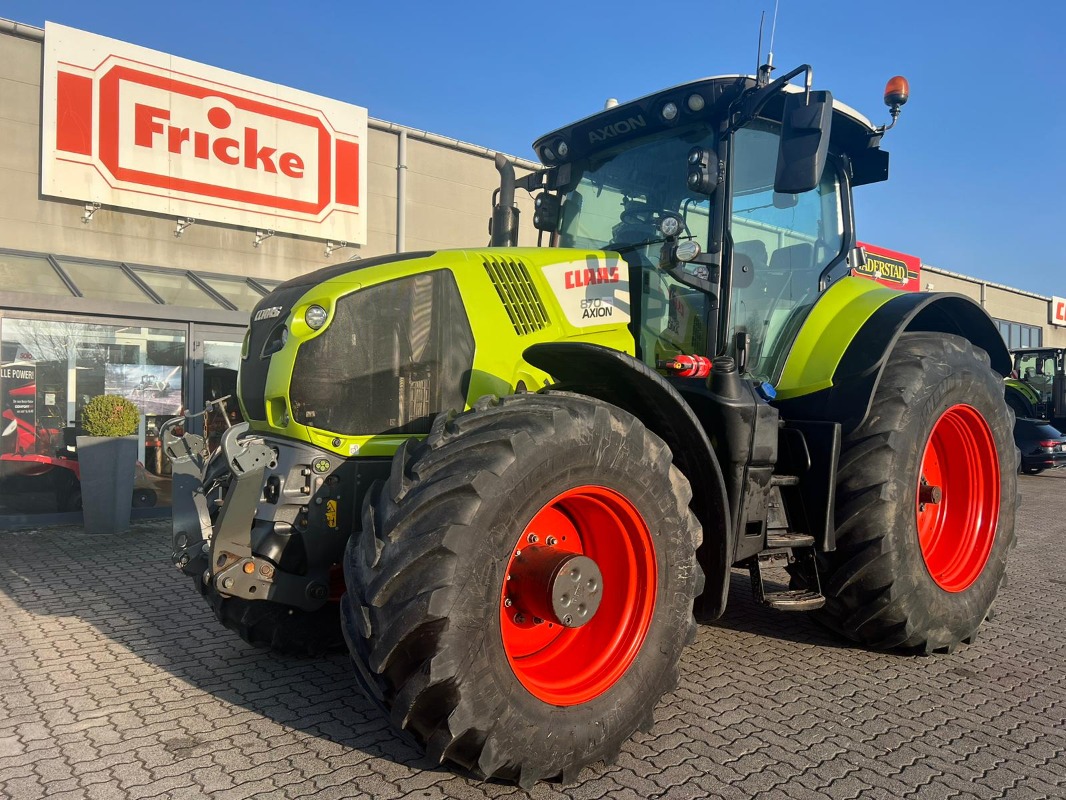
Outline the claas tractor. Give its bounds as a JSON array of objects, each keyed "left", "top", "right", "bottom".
[
  {"left": 164, "top": 64, "right": 1016, "bottom": 787},
  {"left": 1006, "top": 347, "right": 1066, "bottom": 428}
]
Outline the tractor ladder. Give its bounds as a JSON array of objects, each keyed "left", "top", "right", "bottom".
[{"left": 746, "top": 473, "right": 825, "bottom": 612}]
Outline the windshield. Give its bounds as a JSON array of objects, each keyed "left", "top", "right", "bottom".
[
  {"left": 558, "top": 125, "right": 718, "bottom": 256},
  {"left": 557, "top": 126, "right": 720, "bottom": 367}
]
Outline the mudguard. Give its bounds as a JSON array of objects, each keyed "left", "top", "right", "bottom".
[
  {"left": 523, "top": 342, "right": 734, "bottom": 618},
  {"left": 775, "top": 279, "right": 1011, "bottom": 434},
  {"left": 1004, "top": 378, "right": 1039, "bottom": 411}
]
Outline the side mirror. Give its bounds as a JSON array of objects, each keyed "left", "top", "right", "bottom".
[{"left": 774, "top": 90, "right": 833, "bottom": 194}]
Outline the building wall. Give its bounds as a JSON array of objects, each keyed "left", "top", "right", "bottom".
[
  {"left": 0, "top": 26, "right": 537, "bottom": 285},
  {"left": 923, "top": 266, "right": 1066, "bottom": 349},
  {"left": 2, "top": 22, "right": 1062, "bottom": 348}
]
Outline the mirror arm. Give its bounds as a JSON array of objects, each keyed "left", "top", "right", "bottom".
[{"left": 729, "top": 64, "right": 813, "bottom": 133}]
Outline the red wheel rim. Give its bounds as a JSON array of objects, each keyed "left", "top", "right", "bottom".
[
  {"left": 500, "top": 485, "right": 657, "bottom": 706},
  {"left": 915, "top": 404, "right": 1000, "bottom": 592}
]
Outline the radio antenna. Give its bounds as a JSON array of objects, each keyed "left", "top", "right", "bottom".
[
  {"left": 768, "top": 0, "right": 780, "bottom": 64},
  {"left": 756, "top": 11, "right": 765, "bottom": 77},
  {"left": 757, "top": 3, "right": 780, "bottom": 87}
]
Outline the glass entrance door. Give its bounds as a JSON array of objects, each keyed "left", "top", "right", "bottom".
[{"left": 190, "top": 326, "right": 246, "bottom": 453}]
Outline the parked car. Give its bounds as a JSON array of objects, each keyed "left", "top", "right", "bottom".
[{"left": 1013, "top": 417, "right": 1066, "bottom": 475}]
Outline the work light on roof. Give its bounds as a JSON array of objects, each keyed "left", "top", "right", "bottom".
[
  {"left": 661, "top": 102, "right": 679, "bottom": 121},
  {"left": 686, "top": 94, "right": 705, "bottom": 112},
  {"left": 556, "top": 139, "right": 569, "bottom": 158}
]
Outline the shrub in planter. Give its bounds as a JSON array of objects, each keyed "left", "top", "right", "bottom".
[
  {"left": 76, "top": 395, "right": 140, "bottom": 533},
  {"left": 82, "top": 395, "right": 140, "bottom": 438}
]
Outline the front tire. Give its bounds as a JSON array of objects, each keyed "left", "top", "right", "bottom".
[
  {"left": 817, "top": 333, "right": 1016, "bottom": 652},
  {"left": 194, "top": 474, "right": 345, "bottom": 657},
  {"left": 341, "top": 393, "right": 703, "bottom": 787},
  {"left": 196, "top": 577, "right": 344, "bottom": 656}
]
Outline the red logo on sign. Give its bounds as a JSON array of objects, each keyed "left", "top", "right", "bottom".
[
  {"left": 54, "top": 64, "right": 360, "bottom": 215},
  {"left": 1054, "top": 299, "right": 1066, "bottom": 326}
]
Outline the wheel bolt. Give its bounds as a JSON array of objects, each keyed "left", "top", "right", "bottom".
[
  {"left": 514, "top": 549, "right": 522, "bottom": 558},
  {"left": 221, "top": 577, "right": 234, "bottom": 590},
  {"left": 504, "top": 598, "right": 513, "bottom": 608},
  {"left": 533, "top": 617, "right": 543, "bottom": 625},
  {"left": 527, "top": 533, "right": 539, "bottom": 544},
  {"left": 514, "top": 613, "right": 525, "bottom": 624},
  {"left": 545, "top": 536, "right": 558, "bottom": 546}
]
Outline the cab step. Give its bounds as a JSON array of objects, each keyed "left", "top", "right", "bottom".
[
  {"left": 747, "top": 545, "right": 825, "bottom": 612},
  {"left": 766, "top": 532, "right": 815, "bottom": 549},
  {"left": 760, "top": 588, "right": 825, "bottom": 611},
  {"left": 770, "top": 474, "right": 800, "bottom": 487}
]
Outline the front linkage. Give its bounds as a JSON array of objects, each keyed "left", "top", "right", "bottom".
[{"left": 164, "top": 399, "right": 344, "bottom": 613}]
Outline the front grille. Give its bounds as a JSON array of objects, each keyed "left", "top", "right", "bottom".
[
  {"left": 483, "top": 256, "right": 550, "bottom": 335},
  {"left": 289, "top": 270, "right": 474, "bottom": 436}
]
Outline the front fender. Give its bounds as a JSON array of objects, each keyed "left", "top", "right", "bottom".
[{"left": 523, "top": 342, "right": 734, "bottom": 618}]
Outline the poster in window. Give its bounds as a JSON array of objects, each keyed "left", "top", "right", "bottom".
[
  {"left": 1, "top": 364, "right": 37, "bottom": 456},
  {"left": 104, "top": 364, "right": 183, "bottom": 416}
]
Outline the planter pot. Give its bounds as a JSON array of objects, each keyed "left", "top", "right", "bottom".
[{"left": 75, "top": 435, "right": 138, "bottom": 534}]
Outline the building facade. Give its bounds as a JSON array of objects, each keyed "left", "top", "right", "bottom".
[
  {"left": 1, "top": 19, "right": 1063, "bottom": 527},
  {"left": 0, "top": 20, "right": 538, "bottom": 526}
]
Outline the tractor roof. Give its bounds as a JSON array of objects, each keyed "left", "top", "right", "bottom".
[{"left": 532, "top": 74, "right": 882, "bottom": 168}]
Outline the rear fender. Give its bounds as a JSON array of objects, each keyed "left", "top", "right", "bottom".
[
  {"left": 775, "top": 287, "right": 1011, "bottom": 434},
  {"left": 523, "top": 342, "right": 734, "bottom": 618}
]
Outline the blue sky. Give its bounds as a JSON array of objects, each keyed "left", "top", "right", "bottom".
[{"left": 5, "top": 1, "right": 1063, "bottom": 296}]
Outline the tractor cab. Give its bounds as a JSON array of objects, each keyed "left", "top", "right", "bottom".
[
  {"left": 497, "top": 68, "right": 906, "bottom": 385},
  {"left": 1008, "top": 347, "right": 1066, "bottom": 426}
]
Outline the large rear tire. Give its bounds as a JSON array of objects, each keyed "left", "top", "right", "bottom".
[
  {"left": 341, "top": 393, "right": 703, "bottom": 787},
  {"left": 816, "top": 333, "right": 1016, "bottom": 653}
]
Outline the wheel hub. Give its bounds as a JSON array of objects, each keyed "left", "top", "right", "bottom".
[
  {"left": 508, "top": 548, "right": 603, "bottom": 628},
  {"left": 499, "top": 485, "right": 657, "bottom": 706}
]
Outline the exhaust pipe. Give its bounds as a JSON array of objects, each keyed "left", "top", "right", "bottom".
[{"left": 490, "top": 153, "right": 519, "bottom": 247}]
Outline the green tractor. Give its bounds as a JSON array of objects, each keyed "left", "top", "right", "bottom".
[
  {"left": 165, "top": 64, "right": 1016, "bottom": 787},
  {"left": 1005, "top": 347, "right": 1066, "bottom": 428}
]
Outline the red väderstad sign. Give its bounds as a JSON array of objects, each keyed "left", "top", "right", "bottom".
[{"left": 42, "top": 22, "right": 367, "bottom": 243}]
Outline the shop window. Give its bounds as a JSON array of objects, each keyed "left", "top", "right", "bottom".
[
  {"left": 0, "top": 252, "right": 73, "bottom": 297},
  {"left": 55, "top": 259, "right": 156, "bottom": 304},
  {"left": 128, "top": 267, "right": 226, "bottom": 310},
  {"left": 995, "top": 318, "right": 1042, "bottom": 350},
  {"left": 200, "top": 276, "right": 267, "bottom": 311},
  {"left": 1, "top": 317, "right": 184, "bottom": 518}
]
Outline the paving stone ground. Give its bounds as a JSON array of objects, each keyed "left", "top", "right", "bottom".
[{"left": 1, "top": 471, "right": 1064, "bottom": 799}]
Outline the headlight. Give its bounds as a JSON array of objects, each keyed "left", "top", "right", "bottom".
[{"left": 305, "top": 304, "right": 328, "bottom": 330}]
